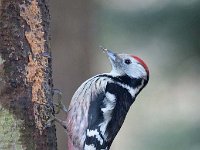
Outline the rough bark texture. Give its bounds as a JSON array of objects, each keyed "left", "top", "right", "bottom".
[{"left": 0, "top": 0, "right": 57, "bottom": 149}]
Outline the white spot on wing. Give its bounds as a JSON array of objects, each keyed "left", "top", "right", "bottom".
[
  {"left": 105, "top": 92, "right": 116, "bottom": 103},
  {"left": 99, "top": 92, "right": 116, "bottom": 138},
  {"left": 84, "top": 144, "right": 96, "bottom": 150}
]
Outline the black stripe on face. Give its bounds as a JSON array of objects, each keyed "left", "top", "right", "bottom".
[{"left": 97, "top": 74, "right": 144, "bottom": 89}]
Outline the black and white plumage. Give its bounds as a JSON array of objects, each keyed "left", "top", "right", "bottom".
[{"left": 66, "top": 48, "right": 149, "bottom": 150}]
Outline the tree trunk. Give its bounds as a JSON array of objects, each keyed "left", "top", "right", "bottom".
[{"left": 0, "top": 0, "right": 57, "bottom": 149}]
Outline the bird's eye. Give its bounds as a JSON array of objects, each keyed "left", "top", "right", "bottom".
[{"left": 124, "top": 59, "right": 131, "bottom": 65}]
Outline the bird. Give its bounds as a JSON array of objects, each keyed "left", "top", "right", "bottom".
[{"left": 66, "top": 47, "right": 149, "bottom": 150}]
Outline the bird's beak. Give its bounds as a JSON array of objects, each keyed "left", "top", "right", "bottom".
[
  {"left": 106, "top": 50, "right": 117, "bottom": 61},
  {"left": 100, "top": 46, "right": 122, "bottom": 74},
  {"left": 99, "top": 46, "right": 119, "bottom": 62}
]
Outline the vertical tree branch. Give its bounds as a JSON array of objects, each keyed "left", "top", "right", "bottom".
[{"left": 0, "top": 0, "right": 57, "bottom": 149}]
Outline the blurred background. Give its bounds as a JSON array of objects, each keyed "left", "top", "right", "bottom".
[{"left": 50, "top": 0, "right": 200, "bottom": 149}]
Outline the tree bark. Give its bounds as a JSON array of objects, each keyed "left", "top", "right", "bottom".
[{"left": 0, "top": 0, "right": 57, "bottom": 149}]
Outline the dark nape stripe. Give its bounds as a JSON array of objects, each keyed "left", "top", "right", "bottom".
[{"left": 96, "top": 74, "right": 144, "bottom": 89}]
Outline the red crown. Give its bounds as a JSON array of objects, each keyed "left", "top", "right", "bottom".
[{"left": 131, "top": 55, "right": 149, "bottom": 75}]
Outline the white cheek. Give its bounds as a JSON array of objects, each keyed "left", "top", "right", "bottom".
[{"left": 125, "top": 64, "right": 146, "bottom": 79}]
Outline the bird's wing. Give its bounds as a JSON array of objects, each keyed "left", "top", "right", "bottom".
[{"left": 66, "top": 75, "right": 110, "bottom": 149}]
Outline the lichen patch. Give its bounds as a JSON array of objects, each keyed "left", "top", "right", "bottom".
[{"left": 0, "top": 105, "right": 23, "bottom": 149}]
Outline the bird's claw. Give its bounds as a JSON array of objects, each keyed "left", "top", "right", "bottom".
[
  {"left": 53, "top": 89, "right": 68, "bottom": 114},
  {"left": 45, "top": 115, "right": 67, "bottom": 129},
  {"left": 44, "top": 89, "right": 68, "bottom": 129},
  {"left": 44, "top": 105, "right": 67, "bottom": 129}
]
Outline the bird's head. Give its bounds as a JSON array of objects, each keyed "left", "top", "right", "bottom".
[{"left": 101, "top": 47, "right": 149, "bottom": 80}]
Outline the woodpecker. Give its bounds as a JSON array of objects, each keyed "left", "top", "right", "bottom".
[{"left": 66, "top": 48, "right": 149, "bottom": 150}]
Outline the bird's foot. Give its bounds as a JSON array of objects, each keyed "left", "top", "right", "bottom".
[
  {"left": 45, "top": 113, "right": 67, "bottom": 129},
  {"left": 53, "top": 89, "right": 68, "bottom": 114}
]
